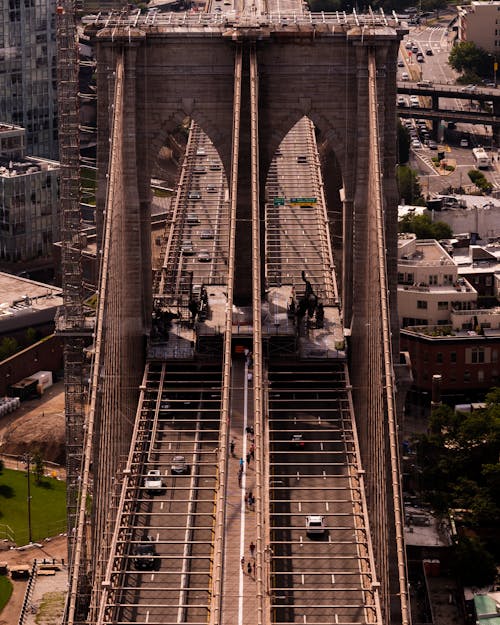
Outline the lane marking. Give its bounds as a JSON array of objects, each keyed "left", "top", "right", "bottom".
[{"left": 238, "top": 361, "right": 249, "bottom": 625}]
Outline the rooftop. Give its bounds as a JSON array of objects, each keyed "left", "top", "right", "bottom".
[
  {"left": 0, "top": 273, "right": 62, "bottom": 321},
  {"left": 0, "top": 156, "right": 59, "bottom": 178},
  {"left": 398, "top": 238, "right": 455, "bottom": 266}
]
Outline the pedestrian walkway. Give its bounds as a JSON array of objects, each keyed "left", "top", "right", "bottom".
[{"left": 220, "top": 359, "right": 259, "bottom": 625}]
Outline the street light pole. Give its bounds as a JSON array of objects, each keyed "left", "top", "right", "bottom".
[{"left": 25, "top": 453, "right": 33, "bottom": 544}]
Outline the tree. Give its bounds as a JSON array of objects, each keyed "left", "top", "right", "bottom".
[
  {"left": 32, "top": 450, "right": 44, "bottom": 485},
  {"left": 397, "top": 121, "right": 410, "bottom": 164},
  {"left": 453, "top": 536, "right": 497, "bottom": 586},
  {"left": 396, "top": 165, "right": 425, "bottom": 205},
  {"left": 25, "top": 327, "right": 38, "bottom": 346},
  {"left": 0, "top": 337, "right": 19, "bottom": 361},
  {"left": 449, "top": 42, "right": 492, "bottom": 78},
  {"left": 399, "top": 213, "right": 452, "bottom": 239}
]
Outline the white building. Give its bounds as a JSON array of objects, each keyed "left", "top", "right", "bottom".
[
  {"left": 458, "top": 1, "right": 500, "bottom": 54},
  {"left": 398, "top": 234, "right": 477, "bottom": 327},
  {"left": 0, "top": 125, "right": 60, "bottom": 264}
]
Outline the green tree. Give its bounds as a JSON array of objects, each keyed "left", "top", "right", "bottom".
[
  {"left": 396, "top": 165, "right": 425, "bottom": 205},
  {"left": 0, "top": 337, "right": 19, "bottom": 361},
  {"left": 397, "top": 121, "right": 410, "bottom": 164},
  {"left": 453, "top": 536, "right": 497, "bottom": 586},
  {"left": 25, "top": 327, "right": 38, "bottom": 346},
  {"left": 32, "top": 451, "right": 44, "bottom": 485},
  {"left": 399, "top": 213, "right": 452, "bottom": 239},
  {"left": 449, "top": 42, "right": 492, "bottom": 78}
]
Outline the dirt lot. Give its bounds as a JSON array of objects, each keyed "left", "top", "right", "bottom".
[{"left": 0, "top": 382, "right": 66, "bottom": 465}]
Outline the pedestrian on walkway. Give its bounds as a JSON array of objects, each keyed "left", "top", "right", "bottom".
[
  {"left": 241, "top": 556, "right": 245, "bottom": 571},
  {"left": 246, "top": 452, "right": 251, "bottom": 467},
  {"left": 250, "top": 444, "right": 255, "bottom": 460},
  {"left": 238, "top": 467, "right": 243, "bottom": 487},
  {"left": 239, "top": 457, "right": 244, "bottom": 469},
  {"left": 247, "top": 561, "right": 253, "bottom": 577},
  {"left": 244, "top": 491, "right": 249, "bottom": 508},
  {"left": 230, "top": 439, "right": 235, "bottom": 456},
  {"left": 249, "top": 541, "right": 256, "bottom": 558},
  {"left": 248, "top": 493, "right": 254, "bottom": 509}
]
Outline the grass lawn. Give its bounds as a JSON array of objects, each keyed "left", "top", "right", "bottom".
[
  {"left": 0, "top": 469, "right": 66, "bottom": 545},
  {"left": 0, "top": 576, "right": 12, "bottom": 613}
]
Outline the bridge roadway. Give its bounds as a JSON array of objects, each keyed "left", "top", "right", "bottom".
[{"left": 93, "top": 52, "right": 382, "bottom": 625}]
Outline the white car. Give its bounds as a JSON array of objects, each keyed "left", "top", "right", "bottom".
[
  {"left": 306, "top": 515, "right": 327, "bottom": 535},
  {"left": 411, "top": 139, "right": 421, "bottom": 149},
  {"left": 144, "top": 470, "right": 163, "bottom": 493},
  {"left": 401, "top": 72, "right": 409, "bottom": 81},
  {"left": 460, "top": 138, "right": 469, "bottom": 148},
  {"left": 397, "top": 95, "right": 406, "bottom": 106},
  {"left": 197, "top": 249, "right": 212, "bottom": 262}
]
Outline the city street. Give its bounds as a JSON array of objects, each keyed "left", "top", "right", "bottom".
[{"left": 398, "top": 16, "right": 500, "bottom": 197}]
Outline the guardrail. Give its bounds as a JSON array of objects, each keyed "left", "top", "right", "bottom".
[{"left": 17, "top": 560, "right": 37, "bottom": 625}]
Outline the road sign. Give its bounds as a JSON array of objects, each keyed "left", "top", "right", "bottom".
[
  {"left": 273, "top": 197, "right": 285, "bottom": 206},
  {"left": 289, "top": 197, "right": 317, "bottom": 204}
]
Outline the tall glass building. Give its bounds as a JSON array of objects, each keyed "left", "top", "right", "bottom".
[{"left": 0, "top": 0, "right": 58, "bottom": 160}]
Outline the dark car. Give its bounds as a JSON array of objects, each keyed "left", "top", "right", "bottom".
[
  {"left": 133, "top": 538, "right": 157, "bottom": 570},
  {"left": 425, "top": 48, "right": 433, "bottom": 56},
  {"left": 290, "top": 433, "right": 305, "bottom": 449}
]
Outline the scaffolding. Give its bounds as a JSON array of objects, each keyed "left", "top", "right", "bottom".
[{"left": 55, "top": 0, "right": 91, "bottom": 619}]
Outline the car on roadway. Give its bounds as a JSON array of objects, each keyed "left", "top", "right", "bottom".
[
  {"left": 197, "top": 249, "right": 212, "bottom": 262},
  {"left": 181, "top": 240, "right": 195, "bottom": 256},
  {"left": 405, "top": 41, "right": 412, "bottom": 50},
  {"left": 397, "top": 95, "right": 406, "bottom": 106},
  {"left": 428, "top": 140, "right": 438, "bottom": 150},
  {"left": 200, "top": 229, "right": 214, "bottom": 240},
  {"left": 209, "top": 161, "right": 221, "bottom": 171},
  {"left": 397, "top": 59, "right": 405, "bottom": 67},
  {"left": 171, "top": 455, "right": 190, "bottom": 475},
  {"left": 193, "top": 165, "right": 206, "bottom": 174},
  {"left": 306, "top": 515, "right": 327, "bottom": 535},
  {"left": 425, "top": 48, "right": 433, "bottom": 56},
  {"left": 188, "top": 191, "right": 201, "bottom": 200},
  {"left": 206, "top": 185, "right": 218, "bottom": 193},
  {"left": 196, "top": 147, "right": 206, "bottom": 156},
  {"left": 416, "top": 53, "right": 424, "bottom": 63},
  {"left": 411, "top": 139, "right": 421, "bottom": 149},
  {"left": 144, "top": 470, "right": 164, "bottom": 494},
  {"left": 412, "top": 45, "right": 419, "bottom": 53},
  {"left": 187, "top": 213, "right": 200, "bottom": 225},
  {"left": 133, "top": 536, "right": 157, "bottom": 570},
  {"left": 290, "top": 433, "right": 305, "bottom": 449},
  {"left": 460, "top": 138, "right": 469, "bottom": 148},
  {"left": 401, "top": 72, "right": 409, "bottom": 81}
]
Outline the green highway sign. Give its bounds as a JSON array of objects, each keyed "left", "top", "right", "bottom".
[
  {"left": 289, "top": 197, "right": 317, "bottom": 204},
  {"left": 273, "top": 197, "right": 285, "bottom": 206}
]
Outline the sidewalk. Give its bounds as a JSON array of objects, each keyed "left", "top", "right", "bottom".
[{"left": 220, "top": 359, "right": 259, "bottom": 625}]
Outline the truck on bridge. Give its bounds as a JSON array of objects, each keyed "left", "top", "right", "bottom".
[{"left": 472, "top": 147, "right": 491, "bottom": 169}]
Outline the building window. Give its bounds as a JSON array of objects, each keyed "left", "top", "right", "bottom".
[
  {"left": 437, "top": 352, "right": 443, "bottom": 363},
  {"left": 443, "top": 274, "right": 453, "bottom": 285},
  {"left": 417, "top": 300, "right": 427, "bottom": 309},
  {"left": 438, "top": 301, "right": 448, "bottom": 310},
  {"left": 450, "top": 352, "right": 457, "bottom": 363},
  {"left": 478, "top": 370, "right": 485, "bottom": 383},
  {"left": 471, "top": 348, "right": 485, "bottom": 364},
  {"left": 429, "top": 275, "right": 438, "bottom": 285},
  {"left": 485, "top": 276, "right": 493, "bottom": 286},
  {"left": 464, "top": 371, "right": 471, "bottom": 383}
]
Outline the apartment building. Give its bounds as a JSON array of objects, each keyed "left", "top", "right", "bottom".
[
  {"left": 0, "top": 0, "right": 58, "bottom": 159},
  {"left": 0, "top": 124, "right": 60, "bottom": 265},
  {"left": 458, "top": 1, "right": 500, "bottom": 54}
]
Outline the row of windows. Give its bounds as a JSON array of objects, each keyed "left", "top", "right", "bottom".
[
  {"left": 417, "top": 370, "right": 498, "bottom": 384},
  {"left": 420, "top": 348, "right": 497, "bottom": 365}
]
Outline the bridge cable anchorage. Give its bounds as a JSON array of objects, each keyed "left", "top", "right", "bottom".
[
  {"left": 208, "top": 46, "right": 242, "bottom": 625},
  {"left": 368, "top": 50, "right": 411, "bottom": 625}
]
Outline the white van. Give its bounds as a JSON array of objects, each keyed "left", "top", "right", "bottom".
[{"left": 306, "top": 515, "right": 326, "bottom": 535}]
